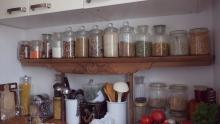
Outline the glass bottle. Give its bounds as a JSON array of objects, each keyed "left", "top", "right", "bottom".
[
  {"left": 62, "top": 27, "right": 75, "bottom": 58},
  {"left": 20, "top": 75, "right": 31, "bottom": 116},
  {"left": 75, "top": 26, "right": 89, "bottom": 57},
  {"left": 89, "top": 25, "right": 103, "bottom": 58},
  {"left": 30, "top": 40, "right": 43, "bottom": 59},
  {"left": 152, "top": 25, "right": 169, "bottom": 57},
  {"left": 103, "top": 23, "right": 119, "bottom": 57},
  {"left": 119, "top": 21, "right": 135, "bottom": 57},
  {"left": 170, "top": 30, "right": 189, "bottom": 56},
  {"left": 135, "top": 25, "right": 152, "bottom": 57},
  {"left": 42, "top": 34, "right": 52, "bottom": 59},
  {"left": 52, "top": 32, "right": 63, "bottom": 58},
  {"left": 18, "top": 41, "right": 30, "bottom": 59}
]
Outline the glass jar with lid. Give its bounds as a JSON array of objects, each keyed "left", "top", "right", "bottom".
[
  {"left": 89, "top": 25, "right": 103, "bottom": 58},
  {"left": 42, "top": 34, "right": 52, "bottom": 59},
  {"left": 62, "top": 27, "right": 75, "bottom": 58},
  {"left": 135, "top": 25, "right": 152, "bottom": 57},
  {"left": 103, "top": 23, "right": 119, "bottom": 57},
  {"left": 189, "top": 28, "right": 210, "bottom": 55},
  {"left": 18, "top": 41, "right": 30, "bottom": 59},
  {"left": 30, "top": 40, "right": 43, "bottom": 59},
  {"left": 170, "top": 30, "right": 189, "bottom": 56},
  {"left": 52, "top": 32, "right": 63, "bottom": 58},
  {"left": 75, "top": 26, "right": 89, "bottom": 58},
  {"left": 152, "top": 25, "right": 169, "bottom": 57},
  {"left": 169, "top": 84, "right": 188, "bottom": 116},
  {"left": 119, "top": 21, "right": 135, "bottom": 57},
  {"left": 149, "top": 83, "right": 167, "bottom": 109}
]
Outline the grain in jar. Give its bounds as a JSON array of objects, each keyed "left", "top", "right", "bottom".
[
  {"left": 18, "top": 41, "right": 30, "bottom": 59},
  {"left": 152, "top": 25, "right": 169, "bottom": 57},
  {"left": 62, "top": 27, "right": 75, "bottom": 58},
  {"left": 42, "top": 34, "right": 52, "bottom": 59},
  {"left": 52, "top": 32, "right": 63, "bottom": 58},
  {"left": 170, "top": 30, "right": 189, "bottom": 56},
  {"left": 103, "top": 23, "right": 119, "bottom": 57},
  {"left": 119, "top": 22, "right": 135, "bottom": 57},
  {"left": 135, "top": 25, "right": 152, "bottom": 57},
  {"left": 89, "top": 25, "right": 103, "bottom": 57},
  {"left": 75, "top": 26, "right": 89, "bottom": 57},
  {"left": 189, "top": 28, "right": 210, "bottom": 55}
]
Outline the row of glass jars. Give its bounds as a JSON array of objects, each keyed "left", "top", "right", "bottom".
[{"left": 18, "top": 22, "right": 211, "bottom": 59}]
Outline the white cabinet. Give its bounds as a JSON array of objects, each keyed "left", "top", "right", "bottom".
[
  {"left": 84, "top": 0, "right": 146, "bottom": 8},
  {"left": 0, "top": 0, "right": 28, "bottom": 19},
  {"left": 29, "top": 0, "right": 83, "bottom": 15}
]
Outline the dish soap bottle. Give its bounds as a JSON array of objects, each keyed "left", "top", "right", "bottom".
[{"left": 20, "top": 75, "right": 31, "bottom": 116}]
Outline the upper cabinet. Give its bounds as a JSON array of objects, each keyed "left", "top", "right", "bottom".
[
  {"left": 0, "top": 0, "right": 28, "bottom": 19},
  {"left": 29, "top": 0, "right": 83, "bottom": 16}
]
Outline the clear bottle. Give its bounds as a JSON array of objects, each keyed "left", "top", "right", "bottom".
[
  {"left": 75, "top": 26, "right": 89, "bottom": 57},
  {"left": 170, "top": 30, "right": 189, "bottom": 56},
  {"left": 89, "top": 25, "right": 103, "bottom": 58},
  {"left": 30, "top": 40, "right": 43, "bottom": 59},
  {"left": 20, "top": 75, "right": 31, "bottom": 116},
  {"left": 62, "top": 27, "right": 75, "bottom": 58},
  {"left": 18, "top": 41, "right": 30, "bottom": 59},
  {"left": 119, "top": 22, "right": 135, "bottom": 57},
  {"left": 103, "top": 23, "right": 119, "bottom": 57},
  {"left": 152, "top": 25, "right": 169, "bottom": 57},
  {"left": 52, "top": 32, "right": 63, "bottom": 58},
  {"left": 42, "top": 34, "right": 52, "bottom": 59},
  {"left": 135, "top": 25, "right": 152, "bottom": 57}
]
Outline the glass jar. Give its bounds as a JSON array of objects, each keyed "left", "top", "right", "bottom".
[
  {"left": 169, "top": 84, "right": 188, "bottom": 114},
  {"left": 53, "top": 97, "right": 61, "bottom": 120},
  {"left": 52, "top": 32, "right": 63, "bottom": 58},
  {"left": 42, "top": 34, "right": 52, "bottom": 59},
  {"left": 30, "top": 40, "right": 43, "bottom": 59},
  {"left": 89, "top": 25, "right": 103, "bottom": 58},
  {"left": 18, "top": 41, "right": 30, "bottom": 59},
  {"left": 170, "top": 30, "right": 189, "bottom": 56},
  {"left": 135, "top": 25, "right": 152, "bottom": 57},
  {"left": 149, "top": 83, "right": 167, "bottom": 109},
  {"left": 152, "top": 25, "right": 169, "bottom": 57},
  {"left": 189, "top": 28, "right": 210, "bottom": 55},
  {"left": 62, "top": 27, "right": 75, "bottom": 58},
  {"left": 103, "top": 23, "right": 119, "bottom": 57},
  {"left": 119, "top": 22, "right": 135, "bottom": 57},
  {"left": 75, "top": 26, "right": 89, "bottom": 58}
]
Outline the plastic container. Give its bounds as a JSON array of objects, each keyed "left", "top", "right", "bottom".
[
  {"left": 52, "top": 32, "right": 63, "bottom": 58},
  {"left": 170, "top": 30, "right": 189, "bottom": 56},
  {"left": 30, "top": 40, "right": 43, "bottom": 59},
  {"left": 42, "top": 34, "right": 52, "bottom": 58},
  {"left": 135, "top": 25, "right": 152, "bottom": 57},
  {"left": 89, "top": 25, "right": 103, "bottom": 58},
  {"left": 119, "top": 22, "right": 135, "bottom": 57},
  {"left": 62, "top": 27, "right": 75, "bottom": 58},
  {"left": 152, "top": 25, "right": 169, "bottom": 56},
  {"left": 75, "top": 26, "right": 89, "bottom": 58},
  {"left": 18, "top": 41, "right": 30, "bottom": 59},
  {"left": 103, "top": 23, "right": 119, "bottom": 57}
]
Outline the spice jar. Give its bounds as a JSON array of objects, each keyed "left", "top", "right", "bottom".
[
  {"left": 75, "top": 26, "right": 89, "bottom": 58},
  {"left": 170, "top": 30, "right": 189, "bottom": 56},
  {"left": 119, "top": 22, "right": 135, "bottom": 57},
  {"left": 149, "top": 83, "right": 167, "bottom": 109},
  {"left": 52, "top": 32, "right": 63, "bottom": 58},
  {"left": 30, "top": 40, "right": 43, "bottom": 59},
  {"left": 89, "top": 25, "right": 103, "bottom": 58},
  {"left": 194, "top": 85, "right": 208, "bottom": 102},
  {"left": 53, "top": 97, "right": 61, "bottom": 120},
  {"left": 42, "top": 34, "right": 52, "bottom": 59},
  {"left": 189, "top": 28, "right": 210, "bottom": 55},
  {"left": 103, "top": 23, "right": 119, "bottom": 57},
  {"left": 169, "top": 84, "right": 188, "bottom": 116},
  {"left": 62, "top": 27, "right": 75, "bottom": 58},
  {"left": 152, "top": 25, "right": 169, "bottom": 56},
  {"left": 18, "top": 41, "right": 30, "bottom": 59},
  {"left": 135, "top": 25, "right": 152, "bottom": 57}
]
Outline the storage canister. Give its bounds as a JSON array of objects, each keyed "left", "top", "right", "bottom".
[
  {"left": 189, "top": 28, "right": 210, "bottom": 55},
  {"left": 119, "top": 21, "right": 135, "bottom": 57},
  {"left": 62, "top": 27, "right": 75, "bottom": 58},
  {"left": 30, "top": 40, "right": 43, "bottom": 59},
  {"left": 135, "top": 25, "right": 152, "bottom": 57},
  {"left": 170, "top": 30, "right": 189, "bottom": 56},
  {"left": 42, "top": 34, "right": 52, "bottom": 59},
  {"left": 18, "top": 41, "right": 30, "bottom": 59},
  {"left": 152, "top": 25, "right": 169, "bottom": 56},
  {"left": 103, "top": 23, "right": 119, "bottom": 57},
  {"left": 52, "top": 32, "right": 63, "bottom": 58},
  {"left": 75, "top": 26, "right": 89, "bottom": 57},
  {"left": 89, "top": 25, "right": 103, "bottom": 58}
]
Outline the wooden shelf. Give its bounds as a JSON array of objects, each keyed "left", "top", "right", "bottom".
[{"left": 20, "top": 55, "right": 214, "bottom": 74}]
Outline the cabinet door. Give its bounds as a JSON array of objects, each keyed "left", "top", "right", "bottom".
[
  {"left": 84, "top": 0, "right": 146, "bottom": 8},
  {"left": 29, "top": 0, "right": 83, "bottom": 15},
  {"left": 0, "top": 0, "right": 28, "bottom": 19}
]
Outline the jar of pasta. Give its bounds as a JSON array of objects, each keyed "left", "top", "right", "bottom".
[{"left": 75, "top": 26, "right": 89, "bottom": 57}]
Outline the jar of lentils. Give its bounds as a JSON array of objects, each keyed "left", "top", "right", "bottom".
[{"left": 62, "top": 27, "right": 75, "bottom": 58}]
